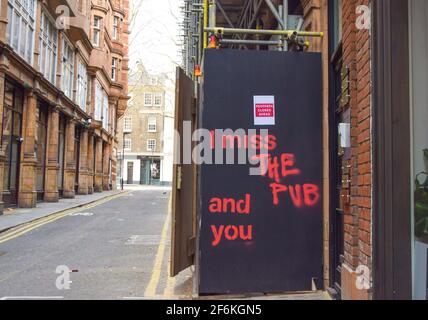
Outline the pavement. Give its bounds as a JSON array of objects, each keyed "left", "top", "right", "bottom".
[{"left": 0, "top": 190, "right": 123, "bottom": 233}]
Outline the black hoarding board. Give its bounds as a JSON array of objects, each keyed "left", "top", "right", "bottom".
[{"left": 198, "top": 49, "right": 323, "bottom": 295}]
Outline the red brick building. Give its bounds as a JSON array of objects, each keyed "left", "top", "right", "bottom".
[
  {"left": 303, "top": 0, "right": 372, "bottom": 299},
  {"left": 0, "top": 0, "right": 129, "bottom": 212}
]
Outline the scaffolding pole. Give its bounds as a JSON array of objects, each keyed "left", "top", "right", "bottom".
[
  {"left": 283, "top": 0, "right": 289, "bottom": 51},
  {"left": 180, "top": 0, "right": 324, "bottom": 77},
  {"left": 205, "top": 27, "right": 324, "bottom": 38},
  {"left": 219, "top": 39, "right": 283, "bottom": 46},
  {"left": 203, "top": 0, "right": 208, "bottom": 48}
]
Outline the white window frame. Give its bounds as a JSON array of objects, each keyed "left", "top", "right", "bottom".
[
  {"left": 124, "top": 139, "right": 132, "bottom": 151},
  {"left": 61, "top": 36, "right": 75, "bottom": 100},
  {"left": 148, "top": 117, "right": 157, "bottom": 132},
  {"left": 111, "top": 57, "right": 118, "bottom": 81},
  {"left": 93, "top": 16, "right": 101, "bottom": 46},
  {"left": 7, "top": 0, "right": 36, "bottom": 64},
  {"left": 112, "top": 16, "right": 119, "bottom": 40},
  {"left": 39, "top": 10, "right": 57, "bottom": 84},
  {"left": 147, "top": 139, "right": 156, "bottom": 152},
  {"left": 124, "top": 117, "right": 132, "bottom": 132},
  {"left": 154, "top": 93, "right": 163, "bottom": 107},
  {"left": 76, "top": 57, "right": 88, "bottom": 111},
  {"left": 102, "top": 90, "right": 109, "bottom": 130},
  {"left": 95, "top": 80, "right": 103, "bottom": 121},
  {"left": 144, "top": 93, "right": 153, "bottom": 106}
]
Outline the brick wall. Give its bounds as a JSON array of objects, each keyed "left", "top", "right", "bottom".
[
  {"left": 302, "top": 0, "right": 373, "bottom": 299},
  {"left": 341, "top": 0, "right": 372, "bottom": 300}
]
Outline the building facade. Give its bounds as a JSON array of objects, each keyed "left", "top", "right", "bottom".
[
  {"left": 118, "top": 68, "right": 173, "bottom": 186},
  {"left": 0, "top": 0, "right": 129, "bottom": 213}
]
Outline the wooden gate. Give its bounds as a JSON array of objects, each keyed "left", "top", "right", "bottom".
[{"left": 170, "top": 67, "right": 197, "bottom": 276}]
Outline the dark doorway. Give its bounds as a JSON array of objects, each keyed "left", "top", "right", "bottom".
[
  {"left": 36, "top": 101, "right": 48, "bottom": 201},
  {"left": 140, "top": 159, "right": 149, "bottom": 185},
  {"left": 127, "top": 161, "right": 133, "bottom": 184},
  {"left": 93, "top": 138, "right": 96, "bottom": 190},
  {"left": 328, "top": 0, "right": 345, "bottom": 298},
  {"left": 109, "top": 158, "right": 112, "bottom": 189},
  {"left": 57, "top": 114, "right": 66, "bottom": 197},
  {"left": 2, "top": 81, "right": 23, "bottom": 207},
  {"left": 74, "top": 126, "right": 81, "bottom": 193}
]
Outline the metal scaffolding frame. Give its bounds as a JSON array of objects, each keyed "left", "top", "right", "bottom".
[
  {"left": 179, "top": 0, "right": 203, "bottom": 76},
  {"left": 179, "top": 0, "right": 323, "bottom": 77}
]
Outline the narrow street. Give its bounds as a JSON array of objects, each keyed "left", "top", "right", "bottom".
[
  {"left": 0, "top": 187, "right": 192, "bottom": 300},
  {"left": 0, "top": 0, "right": 424, "bottom": 305}
]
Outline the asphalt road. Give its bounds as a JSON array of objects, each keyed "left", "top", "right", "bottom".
[{"left": 0, "top": 188, "right": 193, "bottom": 300}]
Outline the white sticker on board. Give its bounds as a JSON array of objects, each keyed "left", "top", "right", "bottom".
[{"left": 254, "top": 96, "right": 276, "bottom": 126}]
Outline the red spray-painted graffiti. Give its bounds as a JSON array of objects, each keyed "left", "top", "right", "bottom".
[{"left": 208, "top": 133, "right": 321, "bottom": 247}]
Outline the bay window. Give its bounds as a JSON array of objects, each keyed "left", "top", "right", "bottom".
[
  {"left": 95, "top": 80, "right": 109, "bottom": 130},
  {"left": 76, "top": 58, "right": 88, "bottom": 111},
  {"left": 61, "top": 37, "right": 74, "bottom": 99},
  {"left": 39, "top": 11, "right": 58, "bottom": 84},
  {"left": 7, "top": 0, "right": 36, "bottom": 64},
  {"left": 102, "top": 90, "right": 109, "bottom": 130}
]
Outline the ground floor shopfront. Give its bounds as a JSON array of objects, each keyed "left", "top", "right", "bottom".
[{"left": 0, "top": 75, "right": 117, "bottom": 214}]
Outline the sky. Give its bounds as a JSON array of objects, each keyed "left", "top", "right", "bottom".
[{"left": 129, "top": 0, "right": 182, "bottom": 76}]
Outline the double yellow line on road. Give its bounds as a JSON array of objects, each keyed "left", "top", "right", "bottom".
[
  {"left": 144, "top": 211, "right": 171, "bottom": 297},
  {"left": 145, "top": 195, "right": 176, "bottom": 299},
  {"left": 0, "top": 191, "right": 131, "bottom": 245}
]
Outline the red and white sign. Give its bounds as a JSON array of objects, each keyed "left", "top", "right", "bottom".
[{"left": 254, "top": 96, "right": 275, "bottom": 125}]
